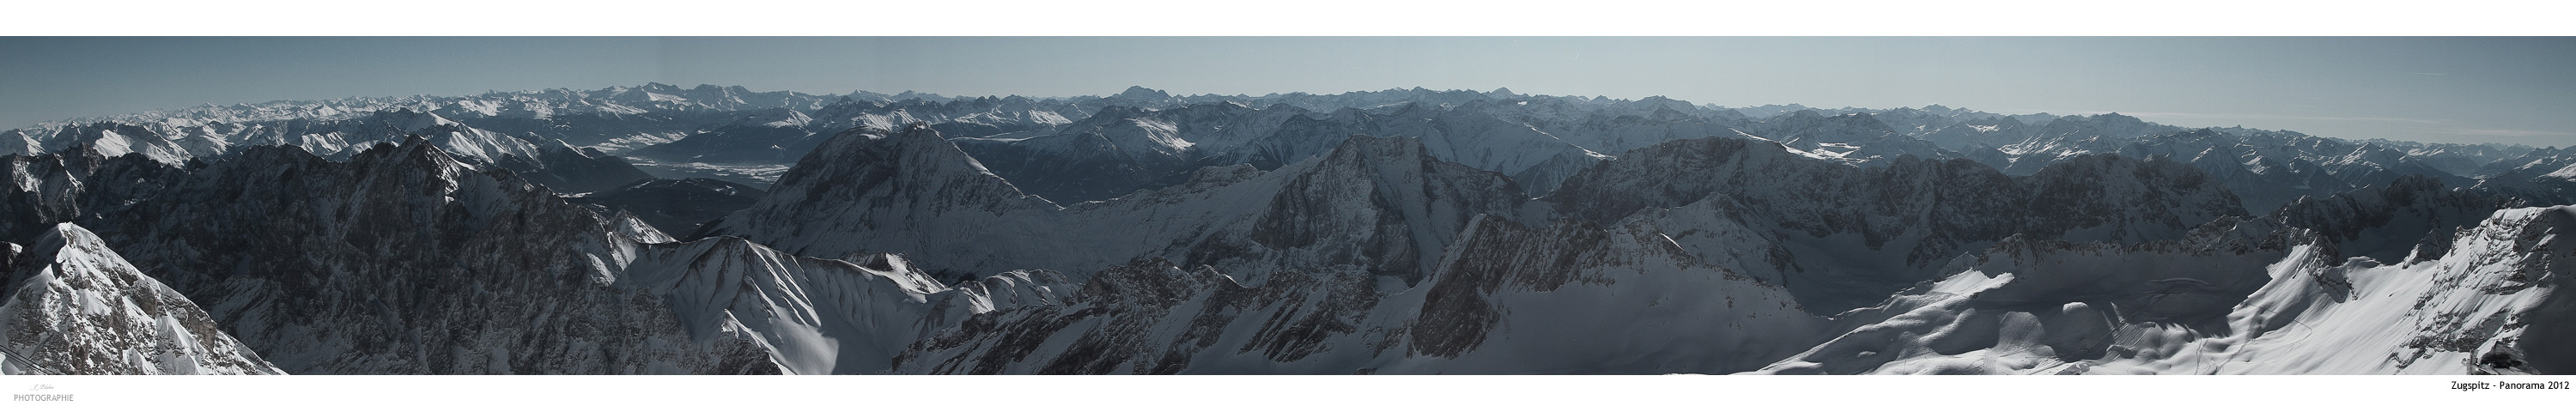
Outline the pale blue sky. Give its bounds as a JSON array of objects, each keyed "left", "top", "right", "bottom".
[{"left": 3, "top": 37, "right": 2570, "bottom": 146}]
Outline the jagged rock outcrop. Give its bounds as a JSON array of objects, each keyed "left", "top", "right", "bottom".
[
  {"left": 2271, "top": 174, "right": 2531, "bottom": 263},
  {"left": 1544, "top": 135, "right": 2247, "bottom": 312},
  {"left": 2, "top": 148, "right": 188, "bottom": 241}
]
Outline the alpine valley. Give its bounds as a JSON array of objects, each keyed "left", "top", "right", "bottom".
[{"left": 3, "top": 84, "right": 2569, "bottom": 375}]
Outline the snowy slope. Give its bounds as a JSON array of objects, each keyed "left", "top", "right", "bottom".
[
  {"left": 1740, "top": 110, "right": 1964, "bottom": 167},
  {"left": 616, "top": 238, "right": 1076, "bottom": 374},
  {"left": 2165, "top": 206, "right": 2575, "bottom": 374},
  {"left": 1754, "top": 205, "right": 2575, "bottom": 374}
]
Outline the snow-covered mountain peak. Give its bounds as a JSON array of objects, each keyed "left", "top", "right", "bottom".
[
  {"left": 1103, "top": 86, "right": 1179, "bottom": 107},
  {"left": 2, "top": 223, "right": 285, "bottom": 374},
  {"left": 1116, "top": 86, "right": 1172, "bottom": 100}
]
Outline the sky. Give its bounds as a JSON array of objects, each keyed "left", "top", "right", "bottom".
[{"left": 3, "top": 37, "right": 2572, "bottom": 147}]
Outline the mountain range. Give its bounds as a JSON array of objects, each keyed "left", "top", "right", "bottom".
[{"left": 3, "top": 84, "right": 2569, "bottom": 375}]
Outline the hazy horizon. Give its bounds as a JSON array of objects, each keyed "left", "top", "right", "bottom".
[{"left": 4, "top": 37, "right": 2572, "bottom": 147}]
